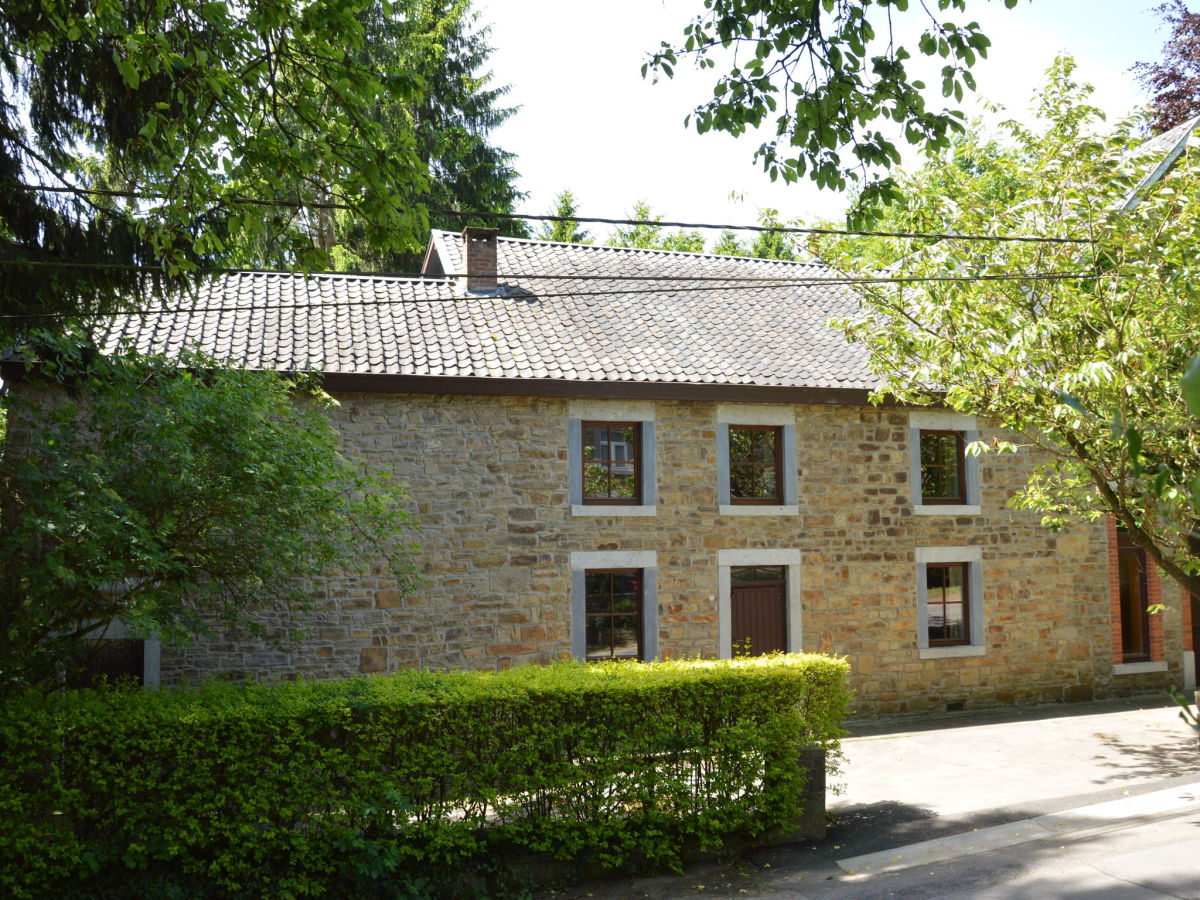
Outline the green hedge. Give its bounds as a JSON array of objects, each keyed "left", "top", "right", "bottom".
[{"left": 0, "top": 654, "right": 850, "bottom": 899}]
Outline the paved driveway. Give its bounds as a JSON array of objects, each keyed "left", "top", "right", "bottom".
[{"left": 545, "top": 695, "right": 1200, "bottom": 899}]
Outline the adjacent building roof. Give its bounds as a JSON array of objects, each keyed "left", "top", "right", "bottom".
[{"left": 93, "top": 230, "right": 876, "bottom": 398}]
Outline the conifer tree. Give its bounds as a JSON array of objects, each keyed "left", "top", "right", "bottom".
[{"left": 538, "top": 190, "right": 592, "bottom": 244}]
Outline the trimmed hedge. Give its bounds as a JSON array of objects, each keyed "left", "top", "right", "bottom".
[{"left": 0, "top": 654, "right": 850, "bottom": 898}]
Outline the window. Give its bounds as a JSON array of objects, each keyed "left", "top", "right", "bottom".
[
  {"left": 915, "top": 546, "right": 984, "bottom": 658},
  {"left": 570, "top": 551, "right": 658, "bottom": 660},
  {"left": 728, "top": 426, "right": 783, "bottom": 504},
  {"left": 568, "top": 403, "right": 656, "bottom": 515},
  {"left": 908, "top": 412, "right": 980, "bottom": 515},
  {"left": 925, "top": 562, "right": 969, "bottom": 646},
  {"left": 582, "top": 421, "right": 641, "bottom": 504},
  {"left": 715, "top": 406, "right": 798, "bottom": 516},
  {"left": 919, "top": 430, "right": 966, "bottom": 505},
  {"left": 584, "top": 569, "right": 643, "bottom": 660}
]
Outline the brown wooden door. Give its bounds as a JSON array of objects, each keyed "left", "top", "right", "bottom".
[
  {"left": 1117, "top": 532, "right": 1150, "bottom": 662},
  {"left": 1191, "top": 593, "right": 1200, "bottom": 660},
  {"left": 731, "top": 566, "right": 787, "bottom": 656}
]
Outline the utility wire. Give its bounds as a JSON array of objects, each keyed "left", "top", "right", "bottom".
[
  {"left": 435, "top": 209, "right": 1094, "bottom": 246},
  {"left": 0, "top": 181, "right": 1094, "bottom": 245},
  {"left": 0, "top": 271, "right": 1119, "bottom": 322},
  {"left": 0, "top": 257, "right": 1099, "bottom": 285}
]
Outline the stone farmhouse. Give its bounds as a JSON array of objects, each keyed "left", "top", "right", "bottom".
[{"left": 14, "top": 228, "right": 1198, "bottom": 713}]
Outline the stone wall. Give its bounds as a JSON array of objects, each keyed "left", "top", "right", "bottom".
[{"left": 154, "top": 390, "right": 1185, "bottom": 714}]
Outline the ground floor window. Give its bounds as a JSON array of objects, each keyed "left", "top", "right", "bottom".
[
  {"left": 915, "top": 546, "right": 985, "bottom": 658},
  {"left": 925, "top": 562, "right": 970, "bottom": 646},
  {"left": 569, "top": 551, "right": 658, "bottom": 662},
  {"left": 584, "top": 569, "right": 643, "bottom": 661},
  {"left": 67, "top": 638, "right": 145, "bottom": 689}
]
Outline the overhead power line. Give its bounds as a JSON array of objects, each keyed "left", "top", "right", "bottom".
[
  {"left": 0, "top": 269, "right": 1120, "bottom": 322},
  {"left": 0, "top": 257, "right": 1101, "bottom": 284},
  {"left": 0, "top": 181, "right": 1094, "bottom": 245},
  {"left": 434, "top": 209, "right": 1094, "bottom": 246}
]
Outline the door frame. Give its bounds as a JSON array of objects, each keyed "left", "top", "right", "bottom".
[{"left": 717, "top": 548, "right": 802, "bottom": 658}]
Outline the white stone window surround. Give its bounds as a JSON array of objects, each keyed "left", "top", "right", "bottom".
[
  {"left": 715, "top": 405, "right": 799, "bottom": 516},
  {"left": 716, "top": 548, "right": 803, "bottom": 658},
  {"left": 909, "top": 410, "right": 982, "bottom": 516},
  {"left": 569, "top": 550, "right": 659, "bottom": 661},
  {"left": 568, "top": 401, "right": 657, "bottom": 516},
  {"left": 1112, "top": 660, "right": 1169, "bottom": 675},
  {"left": 916, "top": 545, "right": 985, "bottom": 659}
]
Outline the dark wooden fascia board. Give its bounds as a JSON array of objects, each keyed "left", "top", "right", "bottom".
[
  {"left": 319, "top": 372, "right": 891, "bottom": 406},
  {"left": 2, "top": 358, "right": 896, "bottom": 408}
]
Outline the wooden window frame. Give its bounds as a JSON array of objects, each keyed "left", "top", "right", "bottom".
[
  {"left": 730, "top": 565, "right": 787, "bottom": 588},
  {"left": 581, "top": 421, "right": 642, "bottom": 505},
  {"left": 926, "top": 561, "right": 971, "bottom": 647},
  {"left": 583, "top": 568, "right": 643, "bottom": 661},
  {"left": 919, "top": 429, "right": 967, "bottom": 505},
  {"left": 728, "top": 424, "right": 784, "bottom": 505}
]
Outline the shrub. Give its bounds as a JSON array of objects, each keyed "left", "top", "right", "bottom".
[{"left": 0, "top": 654, "right": 850, "bottom": 898}]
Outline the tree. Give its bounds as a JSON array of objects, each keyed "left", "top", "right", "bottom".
[
  {"left": 606, "top": 201, "right": 705, "bottom": 251},
  {"left": 1135, "top": 0, "right": 1200, "bottom": 134},
  {"left": 645, "top": 0, "right": 1020, "bottom": 208},
  {"left": 0, "top": 0, "right": 436, "bottom": 336},
  {"left": 0, "top": 339, "right": 417, "bottom": 694},
  {"left": 818, "top": 56, "right": 1200, "bottom": 598},
  {"left": 709, "top": 210, "right": 799, "bottom": 259},
  {"left": 539, "top": 190, "right": 592, "bottom": 244},
  {"left": 826, "top": 121, "right": 1025, "bottom": 268},
  {"left": 747, "top": 209, "right": 797, "bottom": 260},
  {"left": 711, "top": 229, "right": 747, "bottom": 256},
  {"left": 231, "top": 0, "right": 527, "bottom": 272}
]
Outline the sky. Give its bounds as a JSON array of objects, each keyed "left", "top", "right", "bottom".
[{"left": 477, "top": 0, "right": 1171, "bottom": 237}]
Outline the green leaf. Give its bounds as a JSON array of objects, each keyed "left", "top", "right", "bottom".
[{"left": 1182, "top": 353, "right": 1200, "bottom": 418}]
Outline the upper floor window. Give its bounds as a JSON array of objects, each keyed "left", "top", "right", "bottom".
[
  {"left": 728, "top": 425, "right": 783, "bottom": 504},
  {"left": 920, "top": 430, "right": 966, "bottom": 505},
  {"left": 715, "top": 405, "right": 798, "bottom": 516},
  {"left": 908, "top": 412, "right": 980, "bottom": 515},
  {"left": 582, "top": 421, "right": 641, "bottom": 504}
]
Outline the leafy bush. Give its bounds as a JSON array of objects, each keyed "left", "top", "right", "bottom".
[
  {"left": 1, "top": 340, "right": 417, "bottom": 694},
  {"left": 0, "top": 655, "right": 850, "bottom": 898}
]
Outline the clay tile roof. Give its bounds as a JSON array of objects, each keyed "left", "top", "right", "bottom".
[{"left": 95, "top": 230, "right": 878, "bottom": 392}]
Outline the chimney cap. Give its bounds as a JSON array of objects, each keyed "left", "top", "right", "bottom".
[{"left": 462, "top": 226, "right": 500, "bottom": 240}]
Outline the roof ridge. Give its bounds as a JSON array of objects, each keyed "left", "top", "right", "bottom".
[
  {"left": 430, "top": 228, "right": 827, "bottom": 268},
  {"left": 216, "top": 269, "right": 452, "bottom": 287}
]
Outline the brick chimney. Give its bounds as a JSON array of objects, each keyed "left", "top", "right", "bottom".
[{"left": 461, "top": 226, "right": 499, "bottom": 292}]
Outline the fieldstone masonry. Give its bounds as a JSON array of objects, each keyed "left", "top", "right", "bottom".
[{"left": 150, "top": 390, "right": 1187, "bottom": 714}]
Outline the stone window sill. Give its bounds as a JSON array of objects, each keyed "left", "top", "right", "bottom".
[
  {"left": 914, "top": 504, "right": 982, "bottom": 516},
  {"left": 718, "top": 504, "right": 799, "bottom": 517},
  {"left": 1111, "top": 660, "right": 1168, "bottom": 675},
  {"left": 571, "top": 505, "right": 656, "bottom": 517},
  {"left": 919, "top": 645, "right": 986, "bottom": 660}
]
